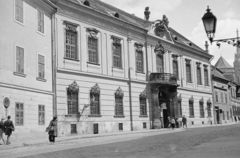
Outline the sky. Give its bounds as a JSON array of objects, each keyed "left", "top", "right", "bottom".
[{"left": 101, "top": 0, "right": 240, "bottom": 66}]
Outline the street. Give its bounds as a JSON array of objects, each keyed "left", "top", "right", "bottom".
[{"left": 1, "top": 124, "right": 239, "bottom": 158}]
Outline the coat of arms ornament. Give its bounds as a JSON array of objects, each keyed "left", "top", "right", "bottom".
[{"left": 153, "top": 15, "right": 169, "bottom": 37}]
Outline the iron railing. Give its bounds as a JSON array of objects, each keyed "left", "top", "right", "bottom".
[{"left": 149, "top": 73, "right": 177, "bottom": 84}]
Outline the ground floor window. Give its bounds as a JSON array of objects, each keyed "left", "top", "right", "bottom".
[
  {"left": 16, "top": 103, "right": 24, "bottom": 125},
  {"left": 222, "top": 111, "right": 225, "bottom": 120},
  {"left": 38, "top": 105, "right": 45, "bottom": 125},
  {"left": 207, "top": 104, "right": 212, "bottom": 117}
]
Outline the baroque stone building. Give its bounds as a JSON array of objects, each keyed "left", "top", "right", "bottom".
[{"left": 50, "top": 0, "right": 213, "bottom": 136}]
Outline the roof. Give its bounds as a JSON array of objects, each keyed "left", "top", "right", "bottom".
[
  {"left": 215, "top": 56, "right": 233, "bottom": 69},
  {"left": 211, "top": 66, "right": 229, "bottom": 81}
]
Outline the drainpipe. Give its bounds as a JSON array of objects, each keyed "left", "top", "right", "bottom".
[
  {"left": 127, "top": 35, "right": 133, "bottom": 131},
  {"left": 210, "top": 57, "right": 215, "bottom": 124},
  {"left": 52, "top": 13, "right": 57, "bottom": 117}
]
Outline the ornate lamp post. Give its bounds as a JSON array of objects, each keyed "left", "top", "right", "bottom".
[{"left": 202, "top": 6, "right": 240, "bottom": 48}]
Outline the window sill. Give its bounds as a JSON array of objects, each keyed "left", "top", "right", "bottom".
[
  {"left": 199, "top": 116, "right": 205, "bottom": 118},
  {"left": 65, "top": 114, "right": 77, "bottom": 117},
  {"left": 88, "top": 114, "right": 102, "bottom": 117},
  {"left": 87, "top": 62, "right": 100, "bottom": 66},
  {"left": 37, "top": 30, "right": 45, "bottom": 36},
  {"left": 186, "top": 82, "right": 193, "bottom": 84},
  {"left": 112, "top": 67, "right": 123, "bottom": 72},
  {"left": 14, "top": 19, "right": 25, "bottom": 26},
  {"left": 64, "top": 57, "right": 80, "bottom": 62},
  {"left": 189, "top": 116, "right": 195, "bottom": 118},
  {"left": 139, "top": 115, "right": 148, "bottom": 118},
  {"left": 13, "top": 72, "right": 26, "bottom": 78},
  {"left": 114, "top": 115, "right": 125, "bottom": 118},
  {"left": 136, "top": 71, "right": 145, "bottom": 74},
  {"left": 36, "top": 77, "right": 47, "bottom": 82},
  {"left": 207, "top": 116, "right": 212, "bottom": 118}
]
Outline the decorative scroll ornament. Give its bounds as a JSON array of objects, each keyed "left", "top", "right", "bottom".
[
  {"left": 140, "top": 89, "right": 147, "bottom": 99},
  {"left": 154, "top": 41, "right": 165, "bottom": 55},
  {"left": 111, "top": 35, "right": 121, "bottom": 45},
  {"left": 90, "top": 83, "right": 100, "bottom": 94},
  {"left": 207, "top": 98, "right": 212, "bottom": 104},
  {"left": 196, "top": 62, "right": 201, "bottom": 66},
  {"left": 189, "top": 95, "right": 194, "bottom": 103},
  {"left": 63, "top": 21, "right": 78, "bottom": 33},
  {"left": 172, "top": 54, "right": 179, "bottom": 60},
  {"left": 115, "top": 87, "right": 124, "bottom": 97},
  {"left": 67, "top": 81, "right": 79, "bottom": 92},
  {"left": 199, "top": 97, "right": 204, "bottom": 103},
  {"left": 86, "top": 27, "right": 99, "bottom": 38},
  {"left": 178, "top": 94, "right": 182, "bottom": 102},
  {"left": 134, "top": 42, "right": 144, "bottom": 52},
  {"left": 153, "top": 15, "right": 169, "bottom": 37}
]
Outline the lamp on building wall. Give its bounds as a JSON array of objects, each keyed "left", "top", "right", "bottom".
[{"left": 202, "top": 6, "right": 240, "bottom": 48}]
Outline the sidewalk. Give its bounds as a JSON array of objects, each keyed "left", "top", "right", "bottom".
[{"left": 0, "top": 122, "right": 239, "bottom": 151}]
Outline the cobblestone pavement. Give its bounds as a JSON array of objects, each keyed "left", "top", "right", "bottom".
[{"left": 3, "top": 124, "right": 240, "bottom": 158}]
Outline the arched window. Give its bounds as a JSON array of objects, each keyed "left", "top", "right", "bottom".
[
  {"left": 199, "top": 97, "right": 204, "bottom": 118},
  {"left": 90, "top": 84, "right": 100, "bottom": 115},
  {"left": 67, "top": 81, "right": 79, "bottom": 114},
  {"left": 207, "top": 98, "right": 212, "bottom": 117},
  {"left": 115, "top": 87, "right": 124, "bottom": 116},
  {"left": 140, "top": 90, "right": 147, "bottom": 116},
  {"left": 189, "top": 96, "right": 194, "bottom": 117}
]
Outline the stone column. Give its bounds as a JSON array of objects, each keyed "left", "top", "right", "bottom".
[{"left": 151, "top": 86, "right": 161, "bottom": 129}]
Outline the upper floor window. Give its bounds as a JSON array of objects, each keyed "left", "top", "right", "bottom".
[
  {"left": 185, "top": 59, "right": 192, "bottom": 83},
  {"left": 196, "top": 62, "right": 202, "bottom": 85},
  {"left": 207, "top": 99, "right": 212, "bottom": 117},
  {"left": 16, "top": 46, "right": 24, "bottom": 74},
  {"left": 199, "top": 98, "right": 204, "bottom": 118},
  {"left": 87, "top": 28, "right": 99, "bottom": 64},
  {"left": 140, "top": 90, "right": 147, "bottom": 116},
  {"left": 90, "top": 84, "right": 100, "bottom": 115},
  {"left": 111, "top": 36, "right": 122, "bottom": 68},
  {"left": 156, "top": 55, "right": 164, "bottom": 72},
  {"left": 178, "top": 94, "right": 182, "bottom": 117},
  {"left": 204, "top": 65, "right": 209, "bottom": 86},
  {"left": 67, "top": 81, "right": 79, "bottom": 114},
  {"left": 135, "top": 43, "right": 144, "bottom": 73},
  {"left": 115, "top": 87, "right": 124, "bottom": 116},
  {"left": 38, "top": 54, "right": 45, "bottom": 79},
  {"left": 215, "top": 91, "right": 218, "bottom": 102},
  {"left": 189, "top": 96, "right": 194, "bottom": 117},
  {"left": 64, "top": 21, "right": 78, "bottom": 60},
  {"left": 225, "top": 93, "right": 228, "bottom": 103},
  {"left": 38, "top": 10, "right": 44, "bottom": 33},
  {"left": 222, "top": 111, "right": 225, "bottom": 120},
  {"left": 172, "top": 55, "right": 179, "bottom": 80},
  {"left": 221, "top": 92, "right": 224, "bottom": 103},
  {"left": 154, "top": 41, "right": 165, "bottom": 73},
  {"left": 15, "top": 0, "right": 23, "bottom": 23}
]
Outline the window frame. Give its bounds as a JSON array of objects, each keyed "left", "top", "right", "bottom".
[
  {"left": 140, "top": 97, "right": 147, "bottom": 116},
  {"left": 15, "top": 45, "right": 25, "bottom": 75},
  {"left": 189, "top": 99, "right": 194, "bottom": 117},
  {"left": 37, "top": 54, "right": 45, "bottom": 79},
  {"left": 14, "top": 0, "right": 24, "bottom": 24},
  {"left": 136, "top": 50, "right": 144, "bottom": 73},
  {"left": 90, "top": 93, "right": 100, "bottom": 115},
  {"left": 199, "top": 101, "right": 204, "bottom": 118},
  {"left": 172, "top": 59, "right": 179, "bottom": 80},
  {"left": 196, "top": 63, "right": 202, "bottom": 85},
  {"left": 215, "top": 91, "right": 218, "bottom": 102},
  {"left": 115, "top": 95, "right": 124, "bottom": 116},
  {"left": 204, "top": 65, "right": 209, "bottom": 86},
  {"left": 87, "top": 36, "right": 99, "bottom": 64},
  {"left": 185, "top": 59, "right": 192, "bottom": 83},
  {"left": 156, "top": 54, "right": 164, "bottom": 73},
  {"left": 15, "top": 102, "right": 24, "bottom": 126},
  {"left": 38, "top": 104, "right": 45, "bottom": 125},
  {"left": 207, "top": 103, "right": 212, "bottom": 117},
  {"left": 112, "top": 42, "right": 122, "bottom": 69},
  {"left": 37, "top": 9, "right": 44, "bottom": 34},
  {"left": 67, "top": 88, "right": 79, "bottom": 115},
  {"left": 178, "top": 100, "right": 182, "bottom": 117}
]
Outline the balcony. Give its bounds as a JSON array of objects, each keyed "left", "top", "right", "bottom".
[{"left": 149, "top": 73, "right": 177, "bottom": 85}]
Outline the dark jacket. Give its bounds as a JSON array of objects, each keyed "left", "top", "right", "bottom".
[
  {"left": 4, "top": 120, "right": 14, "bottom": 136},
  {"left": 0, "top": 121, "right": 4, "bottom": 131},
  {"left": 48, "top": 120, "right": 57, "bottom": 137},
  {"left": 182, "top": 117, "right": 187, "bottom": 124}
]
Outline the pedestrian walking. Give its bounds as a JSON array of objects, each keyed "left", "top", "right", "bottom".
[
  {"left": 46, "top": 116, "right": 58, "bottom": 145},
  {"left": 182, "top": 115, "right": 187, "bottom": 128},
  {"left": 0, "top": 117, "right": 6, "bottom": 145},
  {"left": 4, "top": 115, "right": 15, "bottom": 145},
  {"left": 175, "top": 118, "right": 179, "bottom": 128},
  {"left": 167, "top": 116, "right": 171, "bottom": 128},
  {"left": 170, "top": 117, "right": 176, "bottom": 129}
]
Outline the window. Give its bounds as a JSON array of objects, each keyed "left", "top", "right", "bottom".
[
  {"left": 189, "top": 97, "right": 194, "bottom": 117},
  {"left": 64, "top": 22, "right": 78, "bottom": 60},
  {"left": 215, "top": 91, "right": 218, "bottom": 102},
  {"left": 221, "top": 92, "right": 224, "bottom": 103},
  {"left": 204, "top": 65, "right": 209, "bottom": 86},
  {"left": 140, "top": 97, "right": 147, "bottom": 116},
  {"left": 207, "top": 103, "right": 212, "bottom": 117},
  {"left": 156, "top": 55, "right": 164, "bottom": 72},
  {"left": 227, "top": 111, "right": 229, "bottom": 120},
  {"left": 186, "top": 59, "right": 192, "bottom": 83},
  {"left": 38, "top": 10, "right": 44, "bottom": 33},
  {"left": 16, "top": 46, "right": 24, "bottom": 74},
  {"left": 67, "top": 81, "right": 79, "bottom": 114},
  {"left": 113, "top": 43, "right": 122, "bottom": 68},
  {"left": 225, "top": 93, "right": 228, "bottom": 103},
  {"left": 38, "top": 55, "right": 44, "bottom": 79},
  {"left": 115, "top": 96, "right": 124, "bottom": 116},
  {"left": 222, "top": 111, "right": 225, "bottom": 120},
  {"left": 88, "top": 37, "right": 98, "bottom": 64},
  {"left": 199, "top": 101, "right": 204, "bottom": 118},
  {"left": 136, "top": 50, "right": 144, "bottom": 72},
  {"left": 38, "top": 105, "right": 45, "bottom": 125},
  {"left": 173, "top": 59, "right": 179, "bottom": 80},
  {"left": 178, "top": 100, "right": 182, "bottom": 117},
  {"left": 16, "top": 103, "right": 24, "bottom": 125},
  {"left": 15, "top": 0, "right": 23, "bottom": 23},
  {"left": 90, "top": 84, "right": 100, "bottom": 115},
  {"left": 196, "top": 63, "right": 202, "bottom": 85}
]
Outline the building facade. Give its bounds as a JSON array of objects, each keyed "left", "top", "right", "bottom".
[
  {"left": 0, "top": 0, "right": 57, "bottom": 132},
  {"left": 51, "top": 0, "right": 214, "bottom": 136}
]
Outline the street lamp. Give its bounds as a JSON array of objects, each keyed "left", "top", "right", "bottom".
[{"left": 202, "top": 6, "right": 240, "bottom": 48}]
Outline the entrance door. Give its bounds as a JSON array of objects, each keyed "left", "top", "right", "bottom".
[{"left": 215, "top": 107, "right": 220, "bottom": 124}]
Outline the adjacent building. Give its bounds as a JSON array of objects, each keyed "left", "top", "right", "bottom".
[{"left": 0, "top": 0, "right": 57, "bottom": 132}]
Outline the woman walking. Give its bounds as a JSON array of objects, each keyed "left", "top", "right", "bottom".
[
  {"left": 0, "top": 117, "right": 5, "bottom": 145},
  {"left": 47, "top": 116, "right": 58, "bottom": 145},
  {"left": 4, "top": 115, "right": 14, "bottom": 145}
]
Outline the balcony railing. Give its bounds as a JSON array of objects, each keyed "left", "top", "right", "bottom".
[{"left": 149, "top": 73, "right": 177, "bottom": 85}]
